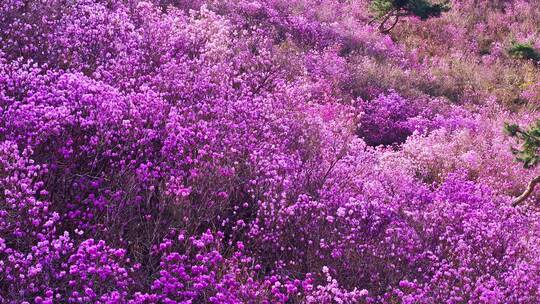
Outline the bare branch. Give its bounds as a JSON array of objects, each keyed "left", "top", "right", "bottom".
[
  {"left": 379, "top": 12, "right": 400, "bottom": 33},
  {"left": 512, "top": 175, "right": 540, "bottom": 207},
  {"left": 379, "top": 8, "right": 401, "bottom": 34},
  {"left": 368, "top": 14, "right": 383, "bottom": 25}
]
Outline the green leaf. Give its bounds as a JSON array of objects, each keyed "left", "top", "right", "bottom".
[{"left": 506, "top": 120, "right": 540, "bottom": 169}]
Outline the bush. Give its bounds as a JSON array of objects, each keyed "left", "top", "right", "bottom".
[{"left": 508, "top": 42, "right": 540, "bottom": 62}]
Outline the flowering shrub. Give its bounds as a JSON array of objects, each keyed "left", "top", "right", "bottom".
[
  {"left": 1, "top": 0, "right": 540, "bottom": 303},
  {"left": 357, "top": 92, "right": 418, "bottom": 146}
]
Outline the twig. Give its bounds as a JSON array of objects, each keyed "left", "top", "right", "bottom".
[{"left": 513, "top": 175, "right": 540, "bottom": 207}]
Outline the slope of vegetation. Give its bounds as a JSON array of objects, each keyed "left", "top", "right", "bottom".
[{"left": 0, "top": 0, "right": 539, "bottom": 303}]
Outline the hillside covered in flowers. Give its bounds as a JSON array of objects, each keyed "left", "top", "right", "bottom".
[{"left": 1, "top": 0, "right": 540, "bottom": 303}]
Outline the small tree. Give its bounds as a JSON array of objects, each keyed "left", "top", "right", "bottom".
[
  {"left": 507, "top": 42, "right": 540, "bottom": 63},
  {"left": 505, "top": 120, "right": 540, "bottom": 206},
  {"left": 369, "top": 0, "right": 450, "bottom": 33}
]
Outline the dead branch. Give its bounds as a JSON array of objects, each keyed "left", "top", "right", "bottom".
[{"left": 512, "top": 175, "right": 540, "bottom": 207}]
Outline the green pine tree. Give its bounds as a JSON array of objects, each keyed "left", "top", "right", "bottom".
[
  {"left": 505, "top": 120, "right": 540, "bottom": 206},
  {"left": 369, "top": 0, "right": 450, "bottom": 33}
]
